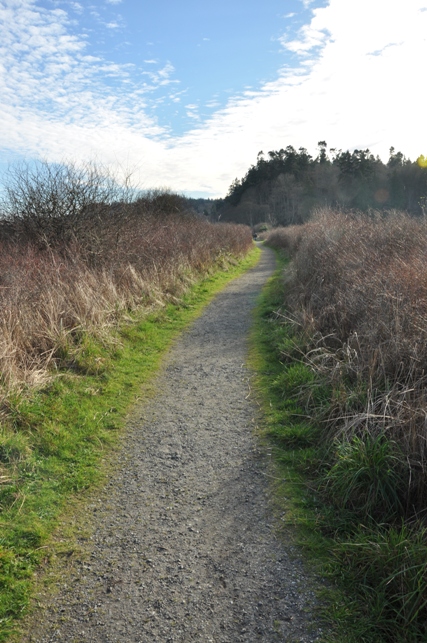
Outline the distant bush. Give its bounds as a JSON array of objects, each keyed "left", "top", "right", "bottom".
[
  {"left": 136, "top": 189, "right": 188, "bottom": 215},
  {"left": 253, "top": 222, "right": 271, "bottom": 233},
  {"left": 264, "top": 225, "right": 305, "bottom": 256}
]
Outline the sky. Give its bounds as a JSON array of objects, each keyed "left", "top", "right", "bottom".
[{"left": 1, "top": 0, "right": 426, "bottom": 198}]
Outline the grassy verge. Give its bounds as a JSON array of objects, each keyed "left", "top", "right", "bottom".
[
  {"left": 249, "top": 254, "right": 360, "bottom": 641},
  {"left": 248, "top": 252, "right": 326, "bottom": 545},
  {"left": 0, "top": 246, "right": 260, "bottom": 641},
  {"left": 249, "top": 250, "right": 427, "bottom": 643}
]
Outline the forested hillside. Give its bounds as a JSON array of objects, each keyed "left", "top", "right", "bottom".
[{"left": 218, "top": 143, "right": 427, "bottom": 226}]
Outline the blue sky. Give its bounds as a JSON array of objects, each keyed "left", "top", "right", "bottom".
[{"left": 1, "top": 0, "right": 426, "bottom": 197}]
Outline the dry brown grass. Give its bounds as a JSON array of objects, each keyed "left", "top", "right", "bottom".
[
  {"left": 0, "top": 163, "right": 252, "bottom": 397},
  {"left": 268, "top": 209, "right": 427, "bottom": 509},
  {"left": 0, "top": 213, "right": 252, "bottom": 393},
  {"left": 265, "top": 224, "right": 305, "bottom": 256}
]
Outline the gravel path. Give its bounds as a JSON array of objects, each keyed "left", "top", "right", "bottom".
[{"left": 22, "top": 245, "right": 323, "bottom": 643}]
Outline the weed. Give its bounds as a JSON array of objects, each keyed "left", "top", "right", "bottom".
[{"left": 324, "top": 434, "right": 407, "bottom": 521}]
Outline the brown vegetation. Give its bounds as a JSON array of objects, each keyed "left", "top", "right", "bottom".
[
  {"left": 0, "top": 162, "right": 252, "bottom": 395},
  {"left": 266, "top": 209, "right": 427, "bottom": 511}
]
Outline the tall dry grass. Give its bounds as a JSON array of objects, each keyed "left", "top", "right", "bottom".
[
  {"left": 266, "top": 209, "right": 427, "bottom": 510},
  {"left": 0, "top": 212, "right": 252, "bottom": 394}
]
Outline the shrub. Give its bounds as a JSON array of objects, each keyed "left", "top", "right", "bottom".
[
  {"left": 265, "top": 225, "right": 305, "bottom": 256},
  {"left": 0, "top": 161, "right": 131, "bottom": 255}
]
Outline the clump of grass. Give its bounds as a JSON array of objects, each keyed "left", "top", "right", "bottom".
[
  {"left": 333, "top": 524, "right": 427, "bottom": 641},
  {"left": 324, "top": 433, "right": 408, "bottom": 522}
]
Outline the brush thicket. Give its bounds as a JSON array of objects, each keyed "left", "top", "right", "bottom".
[
  {"left": 0, "top": 165, "right": 252, "bottom": 393},
  {"left": 267, "top": 209, "right": 427, "bottom": 512}
]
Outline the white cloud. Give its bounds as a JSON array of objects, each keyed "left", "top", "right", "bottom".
[
  {"left": 282, "top": 24, "right": 331, "bottom": 54},
  {"left": 70, "top": 2, "right": 83, "bottom": 13}
]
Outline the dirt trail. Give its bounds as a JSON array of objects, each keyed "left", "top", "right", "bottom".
[{"left": 22, "top": 245, "right": 322, "bottom": 642}]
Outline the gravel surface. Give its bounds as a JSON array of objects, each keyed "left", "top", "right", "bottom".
[{"left": 21, "top": 245, "right": 323, "bottom": 643}]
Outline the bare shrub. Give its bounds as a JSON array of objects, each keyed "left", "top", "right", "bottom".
[
  {"left": 265, "top": 225, "right": 305, "bottom": 256},
  {"left": 135, "top": 189, "right": 188, "bottom": 215},
  {"left": 0, "top": 161, "right": 134, "bottom": 257}
]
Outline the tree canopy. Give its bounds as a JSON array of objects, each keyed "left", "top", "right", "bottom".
[{"left": 219, "top": 143, "right": 427, "bottom": 227}]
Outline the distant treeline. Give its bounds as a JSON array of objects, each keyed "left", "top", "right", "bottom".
[{"left": 215, "top": 143, "right": 427, "bottom": 227}]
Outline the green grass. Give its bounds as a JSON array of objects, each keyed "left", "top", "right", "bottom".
[
  {"left": 248, "top": 253, "right": 322, "bottom": 528},
  {"left": 0, "top": 246, "right": 260, "bottom": 641},
  {"left": 248, "top": 250, "right": 427, "bottom": 643}
]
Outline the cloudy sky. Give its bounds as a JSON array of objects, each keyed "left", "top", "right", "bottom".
[{"left": 1, "top": 0, "right": 426, "bottom": 198}]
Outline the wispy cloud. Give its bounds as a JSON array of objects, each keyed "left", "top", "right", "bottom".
[
  {"left": 0, "top": 0, "right": 174, "bottom": 136},
  {"left": 70, "top": 2, "right": 83, "bottom": 13},
  {"left": 141, "top": 62, "right": 177, "bottom": 87},
  {"left": 185, "top": 103, "right": 200, "bottom": 121}
]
